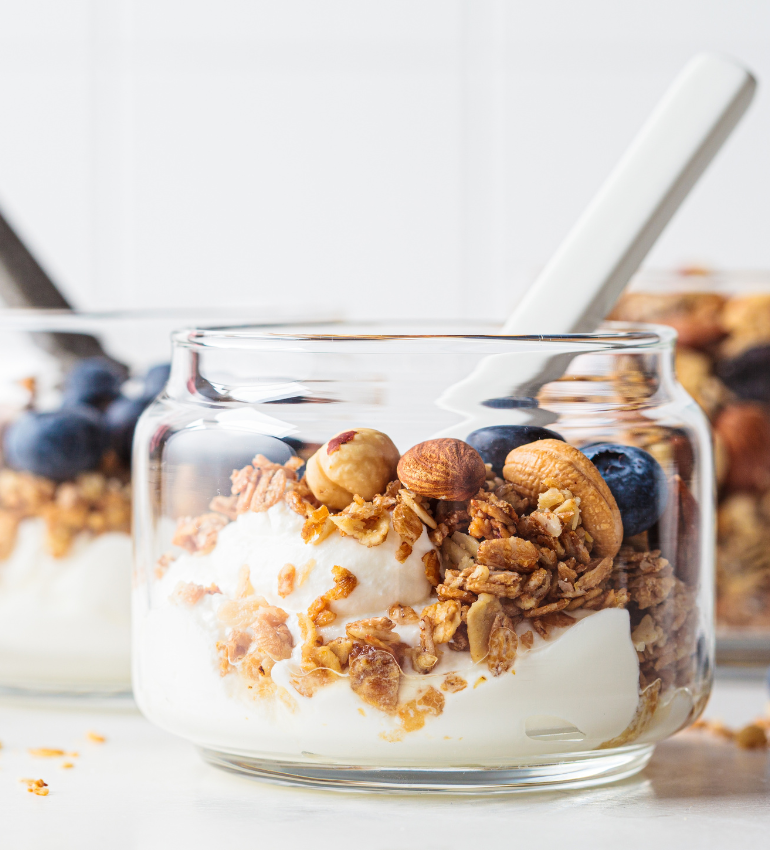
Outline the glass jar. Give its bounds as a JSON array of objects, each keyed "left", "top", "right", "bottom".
[
  {"left": 132, "top": 322, "right": 713, "bottom": 792},
  {"left": 0, "top": 308, "right": 317, "bottom": 699},
  {"left": 611, "top": 271, "right": 770, "bottom": 663}
]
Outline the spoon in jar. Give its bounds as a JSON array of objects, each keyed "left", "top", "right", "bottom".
[{"left": 437, "top": 52, "right": 756, "bottom": 434}]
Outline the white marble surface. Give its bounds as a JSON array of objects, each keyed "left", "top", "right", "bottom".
[{"left": 2, "top": 670, "right": 768, "bottom": 850}]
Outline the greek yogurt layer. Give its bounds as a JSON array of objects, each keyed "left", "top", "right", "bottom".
[
  {"left": 134, "top": 502, "right": 642, "bottom": 764},
  {"left": 0, "top": 518, "right": 132, "bottom": 690}
]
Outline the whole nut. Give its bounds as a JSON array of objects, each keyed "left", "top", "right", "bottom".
[
  {"left": 503, "top": 439, "right": 623, "bottom": 558},
  {"left": 305, "top": 428, "right": 400, "bottom": 509},
  {"left": 397, "top": 439, "right": 486, "bottom": 501},
  {"left": 713, "top": 402, "right": 770, "bottom": 493}
]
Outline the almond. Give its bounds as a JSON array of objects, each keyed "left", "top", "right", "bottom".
[
  {"left": 502, "top": 439, "right": 623, "bottom": 559},
  {"left": 397, "top": 439, "right": 486, "bottom": 501}
]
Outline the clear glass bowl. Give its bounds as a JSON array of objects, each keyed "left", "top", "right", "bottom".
[
  {"left": 0, "top": 308, "right": 320, "bottom": 699},
  {"left": 132, "top": 322, "right": 714, "bottom": 792},
  {"left": 612, "top": 270, "right": 770, "bottom": 663}
]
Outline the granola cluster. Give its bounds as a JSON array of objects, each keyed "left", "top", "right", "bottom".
[
  {"left": 612, "top": 285, "right": 770, "bottom": 633},
  {"left": 0, "top": 468, "right": 131, "bottom": 560},
  {"left": 167, "top": 433, "right": 699, "bottom": 726}
]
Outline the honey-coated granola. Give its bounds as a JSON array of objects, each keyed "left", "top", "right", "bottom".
[
  {"left": 0, "top": 469, "right": 131, "bottom": 560},
  {"left": 167, "top": 436, "right": 700, "bottom": 732}
]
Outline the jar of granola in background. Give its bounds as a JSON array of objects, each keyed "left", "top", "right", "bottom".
[
  {"left": 611, "top": 271, "right": 770, "bottom": 664},
  {"left": 0, "top": 308, "right": 321, "bottom": 699},
  {"left": 132, "top": 322, "right": 713, "bottom": 791}
]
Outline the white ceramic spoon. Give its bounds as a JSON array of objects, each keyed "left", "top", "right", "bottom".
[{"left": 437, "top": 53, "right": 756, "bottom": 435}]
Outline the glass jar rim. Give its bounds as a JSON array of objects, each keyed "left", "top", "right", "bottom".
[{"left": 171, "top": 320, "right": 678, "bottom": 351}]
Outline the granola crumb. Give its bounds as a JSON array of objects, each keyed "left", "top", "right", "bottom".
[
  {"left": 28, "top": 748, "right": 66, "bottom": 758},
  {"left": 86, "top": 731, "right": 106, "bottom": 744},
  {"left": 277, "top": 563, "right": 296, "bottom": 598},
  {"left": 21, "top": 778, "right": 49, "bottom": 796},
  {"left": 474, "top": 676, "right": 487, "bottom": 688},
  {"left": 441, "top": 673, "right": 467, "bottom": 693},
  {"left": 62, "top": 762, "right": 75, "bottom": 769},
  {"left": 735, "top": 724, "right": 768, "bottom": 749}
]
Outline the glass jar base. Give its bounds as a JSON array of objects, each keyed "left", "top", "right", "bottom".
[
  {"left": 0, "top": 682, "right": 133, "bottom": 709},
  {"left": 198, "top": 744, "right": 654, "bottom": 794}
]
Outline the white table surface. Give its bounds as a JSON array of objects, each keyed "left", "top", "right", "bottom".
[{"left": 2, "top": 669, "right": 768, "bottom": 850}]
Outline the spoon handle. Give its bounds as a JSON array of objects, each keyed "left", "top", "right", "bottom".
[{"left": 502, "top": 53, "right": 756, "bottom": 335}]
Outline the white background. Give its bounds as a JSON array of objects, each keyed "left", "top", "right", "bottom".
[{"left": 0, "top": 1, "right": 768, "bottom": 319}]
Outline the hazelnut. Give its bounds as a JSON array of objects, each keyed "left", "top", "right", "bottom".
[
  {"left": 305, "top": 428, "right": 400, "bottom": 510},
  {"left": 397, "top": 439, "right": 486, "bottom": 501},
  {"left": 713, "top": 402, "right": 770, "bottom": 493}
]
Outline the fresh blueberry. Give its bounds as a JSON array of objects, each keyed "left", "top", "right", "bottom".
[
  {"left": 3, "top": 407, "right": 105, "bottom": 481},
  {"left": 716, "top": 344, "right": 770, "bottom": 403},
  {"left": 143, "top": 363, "right": 171, "bottom": 400},
  {"left": 581, "top": 443, "right": 668, "bottom": 537},
  {"left": 63, "top": 357, "right": 124, "bottom": 409},
  {"left": 481, "top": 397, "right": 539, "bottom": 409},
  {"left": 466, "top": 425, "right": 564, "bottom": 475},
  {"left": 105, "top": 395, "right": 150, "bottom": 464}
]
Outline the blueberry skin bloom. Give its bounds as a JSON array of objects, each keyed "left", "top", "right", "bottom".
[
  {"left": 3, "top": 407, "right": 105, "bottom": 481},
  {"left": 581, "top": 443, "right": 668, "bottom": 538},
  {"left": 466, "top": 425, "right": 564, "bottom": 475},
  {"left": 63, "top": 357, "right": 125, "bottom": 409}
]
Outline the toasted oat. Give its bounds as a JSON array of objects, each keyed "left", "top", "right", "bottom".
[
  {"left": 735, "top": 724, "right": 768, "bottom": 749},
  {"left": 392, "top": 495, "right": 424, "bottom": 562},
  {"left": 476, "top": 537, "right": 539, "bottom": 572},
  {"left": 217, "top": 596, "right": 268, "bottom": 629},
  {"left": 524, "top": 599, "right": 570, "bottom": 618},
  {"left": 301, "top": 505, "right": 337, "bottom": 545},
  {"left": 86, "top": 731, "right": 106, "bottom": 744},
  {"left": 520, "top": 629, "right": 534, "bottom": 649},
  {"left": 208, "top": 494, "right": 238, "bottom": 520},
  {"left": 252, "top": 606, "right": 293, "bottom": 660},
  {"left": 346, "top": 617, "right": 403, "bottom": 655},
  {"left": 28, "top": 748, "right": 66, "bottom": 758},
  {"left": 308, "top": 566, "right": 358, "bottom": 626},
  {"left": 223, "top": 629, "right": 253, "bottom": 663},
  {"left": 468, "top": 491, "right": 518, "bottom": 539},
  {"left": 154, "top": 551, "right": 177, "bottom": 579},
  {"left": 396, "top": 686, "right": 445, "bottom": 732},
  {"left": 21, "top": 778, "right": 49, "bottom": 796},
  {"left": 466, "top": 593, "right": 502, "bottom": 662},
  {"left": 575, "top": 556, "right": 614, "bottom": 591},
  {"left": 422, "top": 549, "right": 442, "bottom": 586},
  {"left": 388, "top": 603, "right": 419, "bottom": 625},
  {"left": 277, "top": 563, "right": 296, "bottom": 598},
  {"left": 230, "top": 454, "right": 298, "bottom": 514},
  {"left": 487, "top": 612, "right": 517, "bottom": 676},
  {"left": 399, "top": 489, "right": 437, "bottom": 529},
  {"left": 421, "top": 600, "right": 462, "bottom": 644},
  {"left": 327, "top": 637, "right": 353, "bottom": 667},
  {"left": 172, "top": 513, "right": 228, "bottom": 555},
  {"left": 170, "top": 581, "right": 221, "bottom": 606},
  {"left": 441, "top": 673, "right": 468, "bottom": 693},
  {"left": 348, "top": 644, "right": 400, "bottom": 712},
  {"left": 329, "top": 495, "right": 390, "bottom": 547}
]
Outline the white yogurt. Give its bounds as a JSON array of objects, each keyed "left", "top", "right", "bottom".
[
  {"left": 0, "top": 518, "right": 132, "bottom": 690},
  {"left": 133, "top": 503, "right": 643, "bottom": 765}
]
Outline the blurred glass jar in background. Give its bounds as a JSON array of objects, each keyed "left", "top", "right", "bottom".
[
  {"left": 0, "top": 309, "right": 318, "bottom": 698},
  {"left": 611, "top": 270, "right": 770, "bottom": 660},
  {"left": 133, "top": 322, "right": 712, "bottom": 791}
]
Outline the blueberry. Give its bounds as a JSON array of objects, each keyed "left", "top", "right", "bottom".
[
  {"left": 716, "top": 344, "right": 770, "bottom": 403},
  {"left": 3, "top": 407, "right": 105, "bottom": 481},
  {"left": 581, "top": 444, "right": 668, "bottom": 538},
  {"left": 466, "top": 425, "right": 564, "bottom": 475},
  {"left": 105, "top": 395, "right": 150, "bottom": 464},
  {"left": 481, "top": 397, "right": 539, "bottom": 409},
  {"left": 63, "top": 357, "right": 124, "bottom": 409},
  {"left": 143, "top": 363, "right": 171, "bottom": 400}
]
